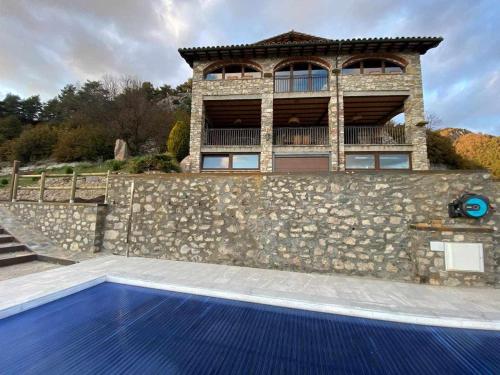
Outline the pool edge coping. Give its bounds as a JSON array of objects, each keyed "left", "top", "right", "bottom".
[{"left": 1, "top": 273, "right": 499, "bottom": 332}]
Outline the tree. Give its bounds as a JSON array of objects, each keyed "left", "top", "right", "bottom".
[
  {"left": 454, "top": 133, "right": 500, "bottom": 176},
  {"left": 110, "top": 78, "right": 173, "bottom": 155},
  {"left": 167, "top": 119, "right": 190, "bottom": 162},
  {"left": 52, "top": 126, "right": 113, "bottom": 162},
  {"left": 1, "top": 94, "right": 22, "bottom": 118},
  {"left": 4, "top": 125, "right": 58, "bottom": 162},
  {"left": 19, "top": 95, "right": 42, "bottom": 123}
]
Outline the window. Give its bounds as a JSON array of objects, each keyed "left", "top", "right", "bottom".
[
  {"left": 342, "top": 59, "right": 405, "bottom": 75},
  {"left": 204, "top": 64, "right": 262, "bottom": 80},
  {"left": 202, "top": 155, "right": 229, "bottom": 169},
  {"left": 205, "top": 67, "right": 223, "bottom": 81},
  {"left": 232, "top": 154, "right": 259, "bottom": 169},
  {"left": 346, "top": 154, "right": 375, "bottom": 169},
  {"left": 363, "top": 59, "right": 383, "bottom": 74},
  {"left": 202, "top": 153, "right": 259, "bottom": 170},
  {"left": 379, "top": 154, "right": 410, "bottom": 169},
  {"left": 346, "top": 153, "right": 411, "bottom": 170},
  {"left": 224, "top": 65, "right": 242, "bottom": 80},
  {"left": 384, "top": 61, "right": 404, "bottom": 74},
  {"left": 341, "top": 61, "right": 360, "bottom": 75},
  {"left": 274, "top": 62, "right": 329, "bottom": 92}
]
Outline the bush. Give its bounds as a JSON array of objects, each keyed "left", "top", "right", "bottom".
[
  {"left": 126, "top": 153, "right": 180, "bottom": 174},
  {"left": 105, "top": 159, "right": 126, "bottom": 171},
  {"left": 64, "top": 166, "right": 74, "bottom": 174},
  {"left": 167, "top": 120, "right": 190, "bottom": 162},
  {"left": 0, "top": 178, "right": 8, "bottom": 186},
  {"left": 0, "top": 116, "right": 23, "bottom": 141},
  {"left": 5, "top": 125, "right": 58, "bottom": 162},
  {"left": 52, "top": 126, "right": 113, "bottom": 162}
]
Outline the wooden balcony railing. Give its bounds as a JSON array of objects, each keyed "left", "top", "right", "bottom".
[
  {"left": 344, "top": 126, "right": 407, "bottom": 145},
  {"left": 204, "top": 128, "right": 261, "bottom": 146},
  {"left": 273, "top": 127, "right": 329, "bottom": 146},
  {"left": 274, "top": 76, "right": 329, "bottom": 93}
]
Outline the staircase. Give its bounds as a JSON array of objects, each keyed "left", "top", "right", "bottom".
[{"left": 0, "top": 226, "right": 37, "bottom": 267}]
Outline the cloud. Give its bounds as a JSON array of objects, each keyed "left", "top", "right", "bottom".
[{"left": 0, "top": 0, "right": 498, "bottom": 134}]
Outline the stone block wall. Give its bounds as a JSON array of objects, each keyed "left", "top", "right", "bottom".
[
  {"left": 101, "top": 172, "right": 498, "bottom": 287},
  {"left": 0, "top": 202, "right": 107, "bottom": 253}
]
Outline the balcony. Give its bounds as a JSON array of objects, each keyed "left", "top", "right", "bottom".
[
  {"left": 274, "top": 76, "right": 329, "bottom": 93},
  {"left": 273, "top": 127, "right": 328, "bottom": 146},
  {"left": 344, "top": 126, "right": 407, "bottom": 145},
  {"left": 204, "top": 128, "right": 261, "bottom": 146}
]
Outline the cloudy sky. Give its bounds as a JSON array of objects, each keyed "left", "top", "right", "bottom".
[{"left": 0, "top": 0, "right": 499, "bottom": 134}]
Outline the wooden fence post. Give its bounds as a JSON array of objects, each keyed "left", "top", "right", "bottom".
[
  {"left": 11, "top": 173, "right": 19, "bottom": 202},
  {"left": 39, "top": 172, "right": 46, "bottom": 203},
  {"left": 104, "top": 170, "right": 110, "bottom": 204},
  {"left": 69, "top": 171, "right": 77, "bottom": 204},
  {"left": 8, "top": 160, "right": 20, "bottom": 202}
]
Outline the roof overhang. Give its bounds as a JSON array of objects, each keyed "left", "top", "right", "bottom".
[{"left": 178, "top": 37, "right": 443, "bottom": 67}]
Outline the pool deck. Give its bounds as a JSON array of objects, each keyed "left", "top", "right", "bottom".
[{"left": 0, "top": 255, "right": 499, "bottom": 330}]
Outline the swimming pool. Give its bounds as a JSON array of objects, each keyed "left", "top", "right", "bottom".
[{"left": 0, "top": 282, "right": 498, "bottom": 374}]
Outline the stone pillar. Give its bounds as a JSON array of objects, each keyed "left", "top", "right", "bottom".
[
  {"left": 405, "top": 57, "right": 429, "bottom": 170},
  {"left": 260, "top": 93, "right": 273, "bottom": 172},
  {"left": 328, "top": 70, "right": 345, "bottom": 171},
  {"left": 189, "top": 93, "right": 204, "bottom": 173}
]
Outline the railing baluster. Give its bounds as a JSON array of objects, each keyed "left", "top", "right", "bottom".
[{"left": 344, "top": 125, "right": 408, "bottom": 145}]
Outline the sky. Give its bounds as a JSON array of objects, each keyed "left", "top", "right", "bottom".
[{"left": 0, "top": 0, "right": 499, "bottom": 135}]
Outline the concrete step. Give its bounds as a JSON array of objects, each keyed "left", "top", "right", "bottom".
[
  {"left": 0, "top": 242, "right": 27, "bottom": 254},
  {"left": 0, "top": 234, "right": 16, "bottom": 244},
  {"left": 0, "top": 251, "right": 37, "bottom": 267}
]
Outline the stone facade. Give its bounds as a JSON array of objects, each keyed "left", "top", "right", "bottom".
[
  {"left": 100, "top": 172, "right": 497, "bottom": 287},
  {"left": 0, "top": 202, "right": 106, "bottom": 253},
  {"left": 188, "top": 51, "right": 429, "bottom": 172}
]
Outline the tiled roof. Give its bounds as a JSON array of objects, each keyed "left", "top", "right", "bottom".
[{"left": 178, "top": 31, "right": 443, "bottom": 67}]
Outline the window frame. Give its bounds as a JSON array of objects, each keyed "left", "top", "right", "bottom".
[
  {"left": 201, "top": 152, "right": 260, "bottom": 171},
  {"left": 342, "top": 59, "right": 405, "bottom": 75},
  {"left": 345, "top": 152, "right": 412, "bottom": 171}
]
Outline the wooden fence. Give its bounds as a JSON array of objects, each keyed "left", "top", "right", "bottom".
[{"left": 9, "top": 168, "right": 111, "bottom": 204}]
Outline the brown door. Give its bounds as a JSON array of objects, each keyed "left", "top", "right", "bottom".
[{"left": 274, "top": 155, "right": 329, "bottom": 172}]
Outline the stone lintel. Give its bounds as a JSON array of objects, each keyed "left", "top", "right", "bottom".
[
  {"left": 343, "top": 90, "right": 410, "bottom": 97},
  {"left": 344, "top": 145, "right": 413, "bottom": 152},
  {"left": 273, "top": 91, "right": 332, "bottom": 99},
  {"left": 201, "top": 146, "right": 261, "bottom": 153},
  {"left": 203, "top": 94, "right": 261, "bottom": 101}
]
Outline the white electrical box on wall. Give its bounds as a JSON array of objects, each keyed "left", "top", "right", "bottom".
[{"left": 444, "top": 242, "right": 484, "bottom": 272}]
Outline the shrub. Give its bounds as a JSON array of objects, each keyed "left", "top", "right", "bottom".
[
  {"left": 0, "top": 178, "right": 8, "bottom": 186},
  {"left": 126, "top": 153, "right": 180, "bottom": 174},
  {"left": 6, "top": 125, "right": 58, "bottom": 163},
  {"left": 454, "top": 133, "right": 500, "bottom": 176},
  {"left": 105, "top": 159, "right": 126, "bottom": 171},
  {"left": 0, "top": 116, "right": 23, "bottom": 141},
  {"left": 426, "top": 129, "right": 463, "bottom": 168},
  {"left": 64, "top": 166, "right": 74, "bottom": 174},
  {"left": 52, "top": 126, "right": 113, "bottom": 162},
  {"left": 167, "top": 120, "right": 190, "bottom": 162}
]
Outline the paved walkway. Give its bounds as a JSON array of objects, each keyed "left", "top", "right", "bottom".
[{"left": 0, "top": 255, "right": 499, "bottom": 330}]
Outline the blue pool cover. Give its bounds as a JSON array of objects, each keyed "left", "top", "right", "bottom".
[{"left": 0, "top": 282, "right": 499, "bottom": 374}]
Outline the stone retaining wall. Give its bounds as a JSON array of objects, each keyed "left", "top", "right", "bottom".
[
  {"left": 2, "top": 171, "right": 497, "bottom": 287},
  {"left": 101, "top": 171, "right": 498, "bottom": 287},
  {"left": 0, "top": 202, "right": 106, "bottom": 253}
]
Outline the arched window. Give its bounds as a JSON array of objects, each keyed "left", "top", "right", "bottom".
[
  {"left": 342, "top": 59, "right": 405, "bottom": 75},
  {"left": 204, "top": 64, "right": 262, "bottom": 80},
  {"left": 274, "top": 62, "right": 328, "bottom": 92}
]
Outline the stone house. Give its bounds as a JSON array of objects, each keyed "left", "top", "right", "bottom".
[{"left": 178, "top": 31, "right": 442, "bottom": 173}]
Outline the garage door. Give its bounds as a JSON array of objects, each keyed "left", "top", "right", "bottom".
[{"left": 274, "top": 155, "right": 330, "bottom": 172}]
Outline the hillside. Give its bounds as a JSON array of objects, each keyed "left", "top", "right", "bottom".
[{"left": 427, "top": 127, "right": 499, "bottom": 176}]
